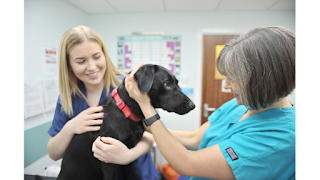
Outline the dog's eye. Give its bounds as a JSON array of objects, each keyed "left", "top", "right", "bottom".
[{"left": 164, "top": 81, "right": 171, "bottom": 87}]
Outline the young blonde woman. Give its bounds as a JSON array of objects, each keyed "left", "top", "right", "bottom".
[
  {"left": 125, "top": 26, "right": 295, "bottom": 180},
  {"left": 47, "top": 25, "right": 160, "bottom": 180}
]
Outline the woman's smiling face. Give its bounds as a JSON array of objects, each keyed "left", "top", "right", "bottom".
[{"left": 68, "top": 41, "right": 106, "bottom": 88}]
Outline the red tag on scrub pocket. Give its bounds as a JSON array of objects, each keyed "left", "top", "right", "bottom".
[{"left": 226, "top": 147, "right": 239, "bottom": 161}]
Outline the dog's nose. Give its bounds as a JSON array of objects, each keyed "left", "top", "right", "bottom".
[{"left": 188, "top": 101, "right": 195, "bottom": 110}]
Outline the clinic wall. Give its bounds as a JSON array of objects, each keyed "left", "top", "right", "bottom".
[
  {"left": 87, "top": 10, "right": 295, "bottom": 131},
  {"left": 24, "top": 0, "right": 88, "bottom": 173}
]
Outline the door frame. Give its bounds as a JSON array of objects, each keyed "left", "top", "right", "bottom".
[{"left": 194, "top": 28, "right": 250, "bottom": 129}]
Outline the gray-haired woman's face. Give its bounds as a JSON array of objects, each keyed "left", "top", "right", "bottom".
[{"left": 224, "top": 77, "right": 242, "bottom": 105}]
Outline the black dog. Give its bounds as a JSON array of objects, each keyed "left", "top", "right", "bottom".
[{"left": 57, "top": 64, "right": 195, "bottom": 180}]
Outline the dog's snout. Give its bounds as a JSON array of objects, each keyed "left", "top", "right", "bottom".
[
  {"left": 173, "top": 98, "right": 195, "bottom": 115},
  {"left": 189, "top": 101, "right": 195, "bottom": 110}
]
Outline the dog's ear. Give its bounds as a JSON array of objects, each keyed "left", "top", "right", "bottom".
[{"left": 134, "top": 65, "right": 156, "bottom": 93}]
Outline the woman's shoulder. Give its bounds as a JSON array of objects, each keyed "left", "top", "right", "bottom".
[
  {"left": 57, "top": 95, "right": 61, "bottom": 104},
  {"left": 261, "top": 106, "right": 295, "bottom": 132}
]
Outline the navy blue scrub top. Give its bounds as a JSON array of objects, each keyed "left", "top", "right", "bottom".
[{"left": 48, "top": 75, "right": 161, "bottom": 180}]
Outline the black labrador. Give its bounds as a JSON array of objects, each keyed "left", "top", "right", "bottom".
[{"left": 57, "top": 64, "right": 195, "bottom": 180}]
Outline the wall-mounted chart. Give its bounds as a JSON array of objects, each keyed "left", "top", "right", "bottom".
[{"left": 117, "top": 35, "right": 181, "bottom": 79}]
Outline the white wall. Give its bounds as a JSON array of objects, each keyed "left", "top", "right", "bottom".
[
  {"left": 24, "top": 0, "right": 295, "bottom": 175},
  {"left": 24, "top": 0, "right": 88, "bottom": 175},
  {"left": 25, "top": 0, "right": 89, "bottom": 79},
  {"left": 25, "top": 0, "right": 89, "bottom": 130}
]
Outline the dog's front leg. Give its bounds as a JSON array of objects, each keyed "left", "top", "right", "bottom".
[{"left": 100, "top": 162, "right": 119, "bottom": 180}]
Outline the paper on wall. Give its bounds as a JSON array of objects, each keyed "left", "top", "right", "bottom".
[
  {"left": 24, "top": 79, "right": 45, "bottom": 119},
  {"left": 181, "top": 88, "right": 194, "bottom": 101},
  {"left": 42, "top": 44, "right": 58, "bottom": 76},
  {"left": 43, "top": 79, "right": 59, "bottom": 112}
]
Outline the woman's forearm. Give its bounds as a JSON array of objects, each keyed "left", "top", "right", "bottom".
[
  {"left": 168, "top": 130, "right": 200, "bottom": 151},
  {"left": 169, "top": 121, "right": 211, "bottom": 151},
  {"left": 126, "top": 131, "right": 155, "bottom": 164},
  {"left": 150, "top": 120, "right": 191, "bottom": 175},
  {"left": 139, "top": 103, "right": 192, "bottom": 175},
  {"left": 47, "top": 121, "right": 74, "bottom": 161},
  {"left": 139, "top": 103, "right": 203, "bottom": 151}
]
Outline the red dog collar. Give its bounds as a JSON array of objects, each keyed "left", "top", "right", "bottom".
[{"left": 111, "top": 88, "right": 141, "bottom": 122}]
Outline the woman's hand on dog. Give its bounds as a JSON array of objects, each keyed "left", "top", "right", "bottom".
[
  {"left": 66, "top": 105, "right": 104, "bottom": 135},
  {"left": 126, "top": 63, "right": 157, "bottom": 133},
  {"left": 125, "top": 63, "right": 152, "bottom": 109},
  {"left": 92, "top": 136, "right": 133, "bottom": 165}
]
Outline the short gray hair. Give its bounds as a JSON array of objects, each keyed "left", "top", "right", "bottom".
[{"left": 217, "top": 26, "right": 295, "bottom": 110}]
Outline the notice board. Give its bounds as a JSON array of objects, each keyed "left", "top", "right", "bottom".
[
  {"left": 214, "top": 45, "right": 226, "bottom": 80},
  {"left": 117, "top": 35, "right": 181, "bottom": 79}
]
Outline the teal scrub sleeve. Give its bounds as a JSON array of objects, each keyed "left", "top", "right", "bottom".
[{"left": 218, "top": 128, "right": 295, "bottom": 180}]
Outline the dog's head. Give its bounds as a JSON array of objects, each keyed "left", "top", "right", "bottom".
[{"left": 133, "top": 64, "right": 195, "bottom": 115}]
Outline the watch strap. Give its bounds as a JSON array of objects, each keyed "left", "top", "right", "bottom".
[{"left": 144, "top": 114, "right": 160, "bottom": 126}]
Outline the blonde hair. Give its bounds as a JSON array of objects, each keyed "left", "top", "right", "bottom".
[
  {"left": 58, "top": 25, "right": 125, "bottom": 116},
  {"left": 217, "top": 26, "right": 295, "bottom": 110}
]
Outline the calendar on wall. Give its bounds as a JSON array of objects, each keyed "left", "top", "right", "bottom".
[{"left": 117, "top": 35, "right": 181, "bottom": 79}]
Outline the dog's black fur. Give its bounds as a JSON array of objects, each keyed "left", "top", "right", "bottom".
[{"left": 57, "top": 64, "right": 195, "bottom": 180}]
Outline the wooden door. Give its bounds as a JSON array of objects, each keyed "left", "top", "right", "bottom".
[{"left": 200, "top": 35, "right": 236, "bottom": 125}]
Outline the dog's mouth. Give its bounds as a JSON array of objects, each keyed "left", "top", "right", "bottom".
[{"left": 172, "top": 100, "right": 195, "bottom": 115}]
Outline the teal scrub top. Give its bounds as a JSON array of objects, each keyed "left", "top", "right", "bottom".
[{"left": 188, "top": 98, "right": 295, "bottom": 180}]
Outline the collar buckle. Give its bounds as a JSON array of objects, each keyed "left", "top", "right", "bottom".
[
  {"left": 111, "top": 88, "right": 141, "bottom": 122},
  {"left": 116, "top": 99, "right": 126, "bottom": 110}
]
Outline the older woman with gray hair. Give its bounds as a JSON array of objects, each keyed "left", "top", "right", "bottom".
[{"left": 124, "top": 26, "right": 295, "bottom": 180}]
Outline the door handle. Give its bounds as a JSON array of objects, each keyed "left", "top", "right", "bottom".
[{"left": 203, "top": 103, "right": 216, "bottom": 117}]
